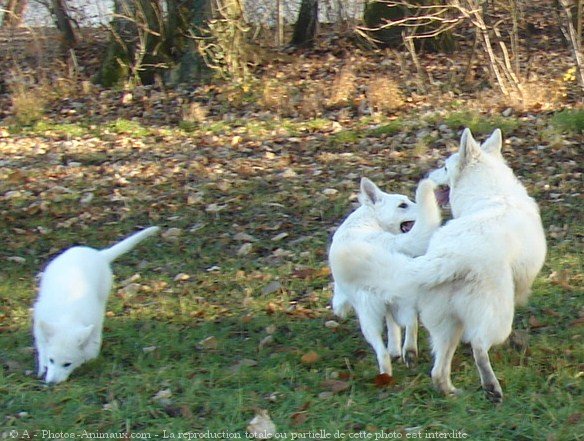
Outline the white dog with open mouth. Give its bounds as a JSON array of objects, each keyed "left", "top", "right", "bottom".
[
  {"left": 33, "top": 226, "right": 160, "bottom": 384},
  {"left": 329, "top": 178, "right": 441, "bottom": 375},
  {"left": 344, "top": 129, "right": 546, "bottom": 401}
]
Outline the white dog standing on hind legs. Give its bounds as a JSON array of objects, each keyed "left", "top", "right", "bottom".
[
  {"left": 33, "top": 226, "right": 160, "bottom": 384},
  {"left": 329, "top": 177, "right": 441, "bottom": 376}
]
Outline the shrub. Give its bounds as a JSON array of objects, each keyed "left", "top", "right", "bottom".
[
  {"left": 327, "top": 65, "right": 357, "bottom": 108},
  {"left": 366, "top": 76, "right": 404, "bottom": 117}
]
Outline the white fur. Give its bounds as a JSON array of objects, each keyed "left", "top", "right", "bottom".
[
  {"left": 33, "top": 226, "right": 160, "bottom": 384},
  {"left": 347, "top": 128, "right": 546, "bottom": 401},
  {"left": 328, "top": 178, "right": 441, "bottom": 375}
]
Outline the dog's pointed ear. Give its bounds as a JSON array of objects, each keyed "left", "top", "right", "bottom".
[
  {"left": 359, "top": 177, "right": 381, "bottom": 207},
  {"left": 482, "top": 128, "right": 503, "bottom": 156},
  {"left": 459, "top": 128, "right": 481, "bottom": 165},
  {"left": 39, "top": 321, "right": 55, "bottom": 340},
  {"left": 76, "top": 325, "right": 94, "bottom": 349}
]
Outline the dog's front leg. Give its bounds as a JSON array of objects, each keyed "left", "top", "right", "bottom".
[{"left": 36, "top": 342, "right": 47, "bottom": 378}]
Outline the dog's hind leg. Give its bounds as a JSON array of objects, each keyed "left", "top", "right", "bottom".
[
  {"left": 394, "top": 304, "right": 418, "bottom": 367},
  {"left": 385, "top": 311, "right": 402, "bottom": 362},
  {"left": 402, "top": 318, "right": 418, "bottom": 368},
  {"left": 472, "top": 342, "right": 503, "bottom": 403},
  {"left": 356, "top": 302, "right": 393, "bottom": 375},
  {"left": 429, "top": 318, "right": 464, "bottom": 396}
]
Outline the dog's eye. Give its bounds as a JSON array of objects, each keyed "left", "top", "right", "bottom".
[
  {"left": 49, "top": 358, "right": 54, "bottom": 364},
  {"left": 398, "top": 202, "right": 408, "bottom": 209},
  {"left": 62, "top": 362, "right": 72, "bottom": 368}
]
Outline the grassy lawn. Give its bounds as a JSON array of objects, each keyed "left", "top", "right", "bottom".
[{"left": 0, "top": 112, "right": 582, "bottom": 439}]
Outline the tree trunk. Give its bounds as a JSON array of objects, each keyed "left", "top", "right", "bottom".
[
  {"left": 290, "top": 0, "right": 318, "bottom": 47},
  {"left": 166, "top": 0, "right": 214, "bottom": 84},
  {"left": 1, "top": 0, "right": 29, "bottom": 28},
  {"left": 51, "top": 0, "right": 77, "bottom": 48},
  {"left": 276, "top": 0, "right": 284, "bottom": 46},
  {"left": 96, "top": 0, "right": 167, "bottom": 86}
]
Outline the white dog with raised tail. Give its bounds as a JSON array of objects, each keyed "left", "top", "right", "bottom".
[
  {"left": 33, "top": 226, "right": 160, "bottom": 384},
  {"left": 329, "top": 178, "right": 441, "bottom": 375}
]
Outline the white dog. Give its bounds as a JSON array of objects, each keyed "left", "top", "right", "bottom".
[
  {"left": 329, "top": 178, "right": 441, "bottom": 375},
  {"left": 341, "top": 129, "right": 546, "bottom": 401},
  {"left": 441, "top": 128, "right": 547, "bottom": 306},
  {"left": 33, "top": 226, "right": 160, "bottom": 384}
]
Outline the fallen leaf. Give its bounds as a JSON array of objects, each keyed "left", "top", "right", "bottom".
[
  {"left": 258, "top": 335, "right": 274, "bottom": 349},
  {"left": 198, "top": 336, "right": 218, "bottom": 350},
  {"left": 265, "top": 302, "right": 279, "bottom": 314},
  {"left": 291, "top": 411, "right": 309, "bottom": 425},
  {"left": 119, "top": 283, "right": 141, "bottom": 296},
  {"left": 234, "top": 232, "right": 258, "bottom": 242},
  {"left": 321, "top": 379, "right": 350, "bottom": 394},
  {"left": 261, "top": 281, "right": 282, "bottom": 296},
  {"left": 300, "top": 351, "right": 320, "bottom": 365},
  {"left": 229, "top": 358, "right": 258, "bottom": 373},
  {"left": 567, "top": 413, "right": 582, "bottom": 425},
  {"left": 374, "top": 373, "right": 395, "bottom": 388},
  {"left": 543, "top": 308, "right": 561, "bottom": 318},
  {"left": 528, "top": 315, "right": 545, "bottom": 329},
  {"left": 325, "top": 320, "right": 340, "bottom": 329},
  {"left": 173, "top": 273, "right": 190, "bottom": 282},
  {"left": 152, "top": 389, "right": 172, "bottom": 406},
  {"left": 237, "top": 243, "right": 253, "bottom": 256},
  {"left": 247, "top": 409, "right": 276, "bottom": 439},
  {"left": 271, "top": 232, "right": 288, "bottom": 241},
  {"left": 80, "top": 192, "right": 94, "bottom": 205},
  {"left": 161, "top": 228, "right": 182, "bottom": 241}
]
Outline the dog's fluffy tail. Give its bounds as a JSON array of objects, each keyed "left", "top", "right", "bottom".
[{"left": 99, "top": 226, "right": 160, "bottom": 263}]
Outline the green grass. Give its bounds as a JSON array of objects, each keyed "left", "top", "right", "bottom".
[
  {"left": 550, "top": 109, "right": 584, "bottom": 133},
  {"left": 440, "top": 111, "right": 520, "bottom": 135},
  {"left": 1, "top": 111, "right": 582, "bottom": 438}
]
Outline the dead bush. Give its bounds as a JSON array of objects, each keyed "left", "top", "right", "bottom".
[{"left": 366, "top": 76, "right": 404, "bottom": 117}]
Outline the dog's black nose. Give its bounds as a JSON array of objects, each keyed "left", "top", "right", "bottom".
[{"left": 420, "top": 171, "right": 430, "bottom": 180}]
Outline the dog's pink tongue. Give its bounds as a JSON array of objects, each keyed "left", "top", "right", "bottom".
[{"left": 435, "top": 187, "right": 450, "bottom": 206}]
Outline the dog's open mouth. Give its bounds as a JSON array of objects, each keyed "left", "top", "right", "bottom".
[
  {"left": 435, "top": 186, "right": 450, "bottom": 207},
  {"left": 400, "top": 220, "right": 415, "bottom": 233}
]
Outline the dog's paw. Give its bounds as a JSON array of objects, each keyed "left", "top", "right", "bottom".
[
  {"left": 415, "top": 179, "right": 437, "bottom": 201},
  {"left": 484, "top": 383, "right": 503, "bottom": 404},
  {"left": 403, "top": 349, "right": 418, "bottom": 368}
]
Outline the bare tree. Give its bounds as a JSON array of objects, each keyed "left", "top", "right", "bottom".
[
  {"left": 556, "top": 0, "right": 584, "bottom": 91},
  {"left": 96, "top": 0, "right": 168, "bottom": 86},
  {"left": 359, "top": 0, "right": 528, "bottom": 96},
  {"left": 1, "top": 0, "right": 29, "bottom": 27},
  {"left": 51, "top": 0, "right": 77, "bottom": 47}
]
